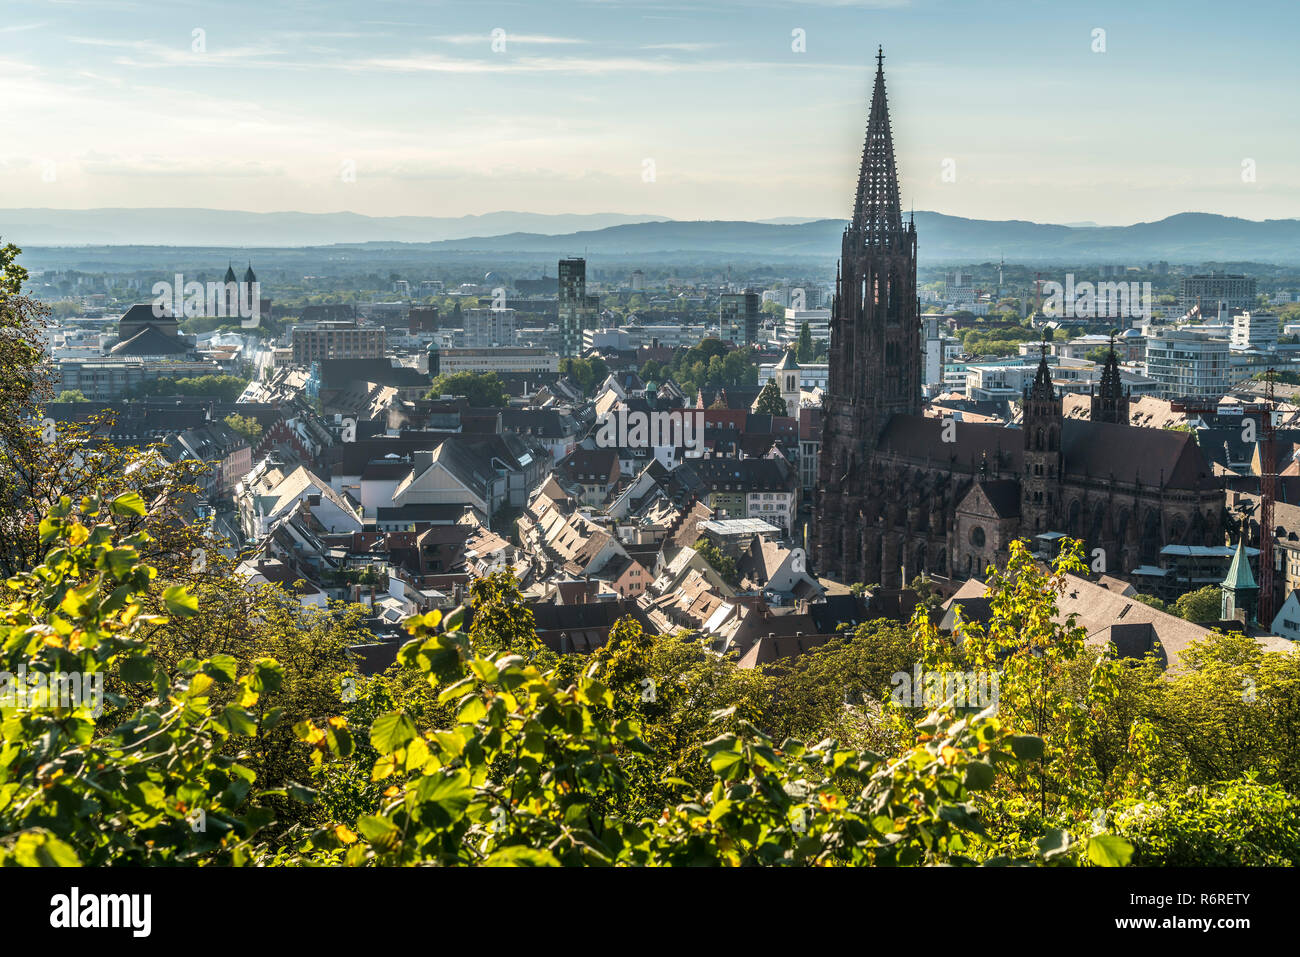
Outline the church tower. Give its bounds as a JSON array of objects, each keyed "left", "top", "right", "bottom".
[
  {"left": 1090, "top": 333, "right": 1130, "bottom": 425},
  {"left": 1021, "top": 343, "right": 1063, "bottom": 535},
  {"left": 775, "top": 349, "right": 801, "bottom": 418},
  {"left": 814, "top": 48, "right": 919, "bottom": 581}
]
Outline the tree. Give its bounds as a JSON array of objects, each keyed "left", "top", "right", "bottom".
[
  {"left": 296, "top": 604, "right": 1096, "bottom": 866},
  {"left": 558, "top": 357, "right": 608, "bottom": 396},
  {"left": 130, "top": 375, "right": 249, "bottom": 402},
  {"left": 796, "top": 323, "right": 815, "bottom": 362},
  {"left": 1173, "top": 585, "right": 1222, "bottom": 623},
  {"left": 0, "top": 494, "right": 285, "bottom": 865},
  {"left": 224, "top": 413, "right": 263, "bottom": 443},
  {"left": 695, "top": 540, "right": 739, "bottom": 586},
  {"left": 427, "top": 371, "right": 508, "bottom": 407},
  {"left": 754, "top": 378, "right": 789, "bottom": 416},
  {"left": 52, "top": 390, "right": 88, "bottom": 403},
  {"left": 0, "top": 241, "right": 51, "bottom": 443}
]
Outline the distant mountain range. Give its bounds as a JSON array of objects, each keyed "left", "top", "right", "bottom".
[
  {"left": 3, "top": 208, "right": 1299, "bottom": 264},
  {"left": 0, "top": 209, "right": 670, "bottom": 247}
]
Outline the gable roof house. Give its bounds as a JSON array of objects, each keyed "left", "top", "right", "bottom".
[{"left": 236, "top": 461, "right": 362, "bottom": 542}]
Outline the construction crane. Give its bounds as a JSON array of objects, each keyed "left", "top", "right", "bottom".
[{"left": 1260, "top": 372, "right": 1278, "bottom": 623}]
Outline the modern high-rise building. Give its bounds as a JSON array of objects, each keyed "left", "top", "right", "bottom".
[
  {"left": 291, "top": 321, "right": 386, "bottom": 364},
  {"left": 1143, "top": 329, "right": 1231, "bottom": 399},
  {"left": 462, "top": 307, "right": 517, "bottom": 348},
  {"left": 719, "top": 290, "right": 761, "bottom": 344},
  {"left": 558, "top": 258, "right": 598, "bottom": 357},
  {"left": 1180, "top": 272, "right": 1257, "bottom": 315}
]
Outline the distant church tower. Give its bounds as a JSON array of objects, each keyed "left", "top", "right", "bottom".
[
  {"left": 775, "top": 349, "right": 801, "bottom": 418},
  {"left": 1021, "top": 343, "right": 1063, "bottom": 535},
  {"left": 814, "top": 48, "right": 919, "bottom": 581},
  {"left": 224, "top": 262, "right": 258, "bottom": 317}
]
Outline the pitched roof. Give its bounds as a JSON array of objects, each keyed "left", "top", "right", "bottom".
[{"left": 108, "top": 325, "right": 192, "bottom": 356}]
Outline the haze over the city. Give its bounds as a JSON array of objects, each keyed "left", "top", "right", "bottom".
[{"left": 3, "top": 0, "right": 1298, "bottom": 226}]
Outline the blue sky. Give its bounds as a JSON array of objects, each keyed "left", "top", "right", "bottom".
[{"left": 2, "top": 0, "right": 1297, "bottom": 225}]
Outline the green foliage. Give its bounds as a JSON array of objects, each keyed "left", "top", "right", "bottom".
[
  {"left": 644, "top": 340, "right": 757, "bottom": 399},
  {"left": 7, "top": 473, "right": 1298, "bottom": 868},
  {"left": 694, "top": 540, "right": 739, "bottom": 586},
  {"left": 796, "top": 323, "right": 815, "bottom": 362},
  {"left": 1110, "top": 778, "right": 1300, "bottom": 866},
  {"left": 558, "top": 357, "right": 609, "bottom": 396},
  {"left": 467, "top": 571, "right": 545, "bottom": 658},
  {"left": 0, "top": 494, "right": 283, "bottom": 865},
  {"left": 129, "top": 374, "right": 249, "bottom": 402},
  {"left": 427, "top": 371, "right": 508, "bottom": 407},
  {"left": 961, "top": 324, "right": 1044, "bottom": 357},
  {"left": 223, "top": 413, "right": 263, "bottom": 443},
  {"left": 767, "top": 620, "right": 919, "bottom": 751},
  {"left": 51, "top": 391, "right": 88, "bottom": 404},
  {"left": 754, "top": 378, "right": 789, "bottom": 416},
  {"left": 1172, "top": 585, "right": 1222, "bottom": 623},
  {"left": 1132, "top": 592, "right": 1171, "bottom": 614},
  {"left": 290, "top": 606, "right": 1081, "bottom": 866}
]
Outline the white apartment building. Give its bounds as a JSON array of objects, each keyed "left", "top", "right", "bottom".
[
  {"left": 1231, "top": 311, "right": 1279, "bottom": 353},
  {"left": 780, "top": 308, "right": 830, "bottom": 346},
  {"left": 1143, "top": 329, "right": 1231, "bottom": 400},
  {"left": 462, "top": 307, "right": 517, "bottom": 348},
  {"left": 437, "top": 348, "right": 558, "bottom": 375}
]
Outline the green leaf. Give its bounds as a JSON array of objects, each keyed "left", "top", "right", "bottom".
[
  {"left": 963, "top": 761, "right": 996, "bottom": 791},
  {"left": 1010, "top": 735, "right": 1045, "bottom": 762},
  {"left": 162, "top": 584, "right": 199, "bottom": 618},
  {"left": 202, "top": 654, "right": 239, "bottom": 683},
  {"left": 118, "top": 654, "right": 155, "bottom": 683},
  {"left": 9, "top": 831, "right": 81, "bottom": 867},
  {"left": 483, "top": 847, "right": 559, "bottom": 867},
  {"left": 1087, "top": 834, "right": 1134, "bottom": 867},
  {"left": 369, "top": 710, "right": 417, "bottom": 754},
  {"left": 108, "top": 491, "right": 147, "bottom": 517},
  {"left": 220, "top": 705, "right": 258, "bottom": 736}
]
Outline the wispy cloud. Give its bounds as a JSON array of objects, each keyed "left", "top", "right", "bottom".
[
  {"left": 432, "top": 33, "right": 590, "bottom": 46},
  {"left": 347, "top": 52, "right": 848, "bottom": 75},
  {"left": 641, "top": 42, "right": 722, "bottom": 52},
  {"left": 67, "top": 36, "right": 288, "bottom": 68}
]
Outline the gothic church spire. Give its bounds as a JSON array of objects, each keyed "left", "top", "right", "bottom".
[{"left": 851, "top": 47, "right": 904, "bottom": 243}]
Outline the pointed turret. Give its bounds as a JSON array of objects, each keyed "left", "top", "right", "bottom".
[
  {"left": 850, "top": 47, "right": 904, "bottom": 245},
  {"left": 224, "top": 262, "right": 237, "bottom": 284},
  {"left": 1028, "top": 338, "right": 1055, "bottom": 402},
  {"left": 244, "top": 263, "right": 257, "bottom": 285},
  {"left": 1091, "top": 331, "right": 1130, "bottom": 424},
  {"left": 1221, "top": 527, "right": 1259, "bottom": 624}
]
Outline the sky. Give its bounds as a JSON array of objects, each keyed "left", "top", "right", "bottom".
[{"left": 2, "top": 0, "right": 1298, "bottom": 226}]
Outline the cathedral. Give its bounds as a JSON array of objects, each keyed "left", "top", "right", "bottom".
[{"left": 813, "top": 51, "right": 1225, "bottom": 588}]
